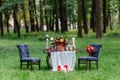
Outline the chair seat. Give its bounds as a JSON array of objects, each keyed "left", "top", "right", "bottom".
[
  {"left": 78, "top": 56, "right": 98, "bottom": 61},
  {"left": 21, "top": 57, "right": 40, "bottom": 62}
]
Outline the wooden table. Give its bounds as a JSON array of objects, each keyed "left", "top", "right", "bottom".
[
  {"left": 43, "top": 48, "right": 81, "bottom": 69},
  {"left": 51, "top": 51, "right": 76, "bottom": 71},
  {"left": 43, "top": 49, "right": 51, "bottom": 69}
]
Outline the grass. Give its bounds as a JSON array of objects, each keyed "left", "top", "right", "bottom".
[{"left": 0, "top": 29, "right": 120, "bottom": 80}]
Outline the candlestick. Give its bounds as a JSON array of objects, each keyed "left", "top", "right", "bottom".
[
  {"left": 45, "top": 34, "right": 49, "bottom": 49},
  {"left": 46, "top": 38, "right": 49, "bottom": 49},
  {"left": 72, "top": 37, "right": 75, "bottom": 49}
]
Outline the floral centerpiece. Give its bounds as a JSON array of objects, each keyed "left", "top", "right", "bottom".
[
  {"left": 55, "top": 36, "right": 67, "bottom": 51},
  {"left": 46, "top": 36, "right": 68, "bottom": 52}
]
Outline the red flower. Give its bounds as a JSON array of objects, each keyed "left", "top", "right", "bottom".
[
  {"left": 55, "top": 37, "right": 67, "bottom": 47},
  {"left": 85, "top": 46, "right": 94, "bottom": 56}
]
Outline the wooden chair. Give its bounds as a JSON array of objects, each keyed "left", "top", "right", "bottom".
[
  {"left": 17, "top": 44, "right": 41, "bottom": 70},
  {"left": 78, "top": 44, "right": 102, "bottom": 70}
]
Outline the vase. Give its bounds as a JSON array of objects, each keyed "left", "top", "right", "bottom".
[{"left": 57, "top": 45, "right": 65, "bottom": 51}]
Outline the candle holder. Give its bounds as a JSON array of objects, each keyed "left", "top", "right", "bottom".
[{"left": 45, "top": 34, "right": 49, "bottom": 49}]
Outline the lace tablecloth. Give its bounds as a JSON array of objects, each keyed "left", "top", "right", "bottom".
[{"left": 51, "top": 51, "right": 76, "bottom": 71}]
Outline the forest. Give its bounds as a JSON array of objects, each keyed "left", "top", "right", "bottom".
[
  {"left": 0, "top": 0, "right": 120, "bottom": 80},
  {"left": 0, "top": 0, "right": 120, "bottom": 38}
]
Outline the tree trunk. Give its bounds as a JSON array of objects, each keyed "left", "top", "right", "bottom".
[
  {"left": 64, "top": 0, "right": 68, "bottom": 32},
  {"left": 33, "top": 0, "right": 39, "bottom": 32},
  {"left": 59, "top": 0, "right": 68, "bottom": 33},
  {"left": 4, "top": 11, "right": 10, "bottom": 33},
  {"left": 108, "top": 0, "right": 113, "bottom": 30},
  {"left": 22, "top": 2, "right": 29, "bottom": 33},
  {"left": 0, "top": 3, "right": 3, "bottom": 36},
  {"left": 90, "top": 0, "right": 95, "bottom": 32},
  {"left": 51, "top": 9, "right": 55, "bottom": 31},
  {"left": 77, "top": 0, "right": 82, "bottom": 38},
  {"left": 13, "top": 4, "right": 20, "bottom": 37},
  {"left": 94, "top": 0, "right": 103, "bottom": 38},
  {"left": 119, "top": 5, "right": 120, "bottom": 27},
  {"left": 82, "top": 0, "right": 88, "bottom": 34},
  {"left": 44, "top": 0, "right": 49, "bottom": 31},
  {"left": 39, "top": 0, "right": 44, "bottom": 31},
  {"left": 55, "top": 0, "right": 59, "bottom": 32},
  {"left": 103, "top": 0, "right": 107, "bottom": 33},
  {"left": 29, "top": 0, "right": 36, "bottom": 32}
]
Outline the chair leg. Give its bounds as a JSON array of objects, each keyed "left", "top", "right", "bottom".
[
  {"left": 27, "top": 62, "right": 29, "bottom": 69},
  {"left": 38, "top": 61, "right": 40, "bottom": 70},
  {"left": 78, "top": 59, "right": 80, "bottom": 69},
  {"left": 20, "top": 61, "right": 22, "bottom": 69},
  {"left": 30, "top": 62, "right": 33, "bottom": 70},
  {"left": 86, "top": 61, "right": 88, "bottom": 70},
  {"left": 89, "top": 61, "right": 91, "bottom": 68},
  {"left": 96, "top": 61, "right": 98, "bottom": 70}
]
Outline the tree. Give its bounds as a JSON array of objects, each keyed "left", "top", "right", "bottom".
[
  {"left": 0, "top": 0, "right": 3, "bottom": 36},
  {"left": 82, "top": 0, "right": 88, "bottom": 34},
  {"left": 4, "top": 10, "right": 11, "bottom": 33},
  {"left": 94, "top": 0, "right": 103, "bottom": 38},
  {"left": 22, "top": 0, "right": 29, "bottom": 33},
  {"left": 44, "top": 0, "right": 49, "bottom": 31},
  {"left": 90, "top": 0, "right": 95, "bottom": 32},
  {"left": 33, "top": 0, "right": 39, "bottom": 32},
  {"left": 103, "top": 0, "right": 107, "bottom": 33},
  {"left": 29, "top": 0, "right": 36, "bottom": 32},
  {"left": 55, "top": 0, "right": 59, "bottom": 32},
  {"left": 107, "top": 0, "right": 113, "bottom": 30},
  {"left": 59, "top": 0, "right": 68, "bottom": 33},
  {"left": 13, "top": 2, "right": 20, "bottom": 37},
  {"left": 39, "top": 0, "right": 44, "bottom": 31},
  {"left": 77, "top": 0, "right": 82, "bottom": 38}
]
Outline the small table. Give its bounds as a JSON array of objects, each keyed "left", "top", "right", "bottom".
[{"left": 50, "top": 51, "right": 76, "bottom": 71}]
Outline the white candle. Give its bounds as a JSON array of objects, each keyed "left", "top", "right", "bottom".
[
  {"left": 50, "top": 37, "right": 53, "bottom": 41},
  {"left": 72, "top": 37, "right": 75, "bottom": 49},
  {"left": 46, "top": 38, "right": 49, "bottom": 49},
  {"left": 46, "top": 34, "right": 49, "bottom": 38}
]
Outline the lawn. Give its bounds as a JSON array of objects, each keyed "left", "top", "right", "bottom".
[{"left": 0, "top": 30, "right": 120, "bottom": 80}]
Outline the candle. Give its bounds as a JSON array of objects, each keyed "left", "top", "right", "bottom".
[
  {"left": 46, "top": 38, "right": 49, "bottom": 49},
  {"left": 50, "top": 37, "right": 53, "bottom": 41},
  {"left": 46, "top": 34, "right": 49, "bottom": 38},
  {"left": 72, "top": 37, "right": 75, "bottom": 49}
]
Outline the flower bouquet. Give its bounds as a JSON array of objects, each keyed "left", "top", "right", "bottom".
[
  {"left": 55, "top": 36, "right": 67, "bottom": 51},
  {"left": 85, "top": 46, "right": 94, "bottom": 56}
]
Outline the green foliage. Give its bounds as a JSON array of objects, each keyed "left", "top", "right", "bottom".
[
  {"left": 0, "top": 30, "right": 120, "bottom": 80},
  {"left": 0, "top": 0, "right": 24, "bottom": 12}
]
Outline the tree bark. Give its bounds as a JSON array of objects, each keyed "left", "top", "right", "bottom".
[
  {"left": 55, "top": 0, "right": 59, "bottom": 32},
  {"left": 103, "top": 0, "right": 107, "bottom": 33},
  {"left": 59, "top": 0, "right": 68, "bottom": 33},
  {"left": 0, "top": 9, "right": 3, "bottom": 36},
  {"left": 39, "top": 0, "right": 44, "bottom": 31},
  {"left": 44, "top": 0, "right": 49, "bottom": 31},
  {"left": 29, "top": 0, "right": 36, "bottom": 32},
  {"left": 33, "top": 0, "right": 39, "bottom": 32},
  {"left": 22, "top": 2, "right": 29, "bottom": 33},
  {"left": 77, "top": 0, "right": 82, "bottom": 38},
  {"left": 13, "top": 3, "right": 20, "bottom": 37},
  {"left": 4, "top": 11, "right": 10, "bottom": 33},
  {"left": 90, "top": 0, "right": 95, "bottom": 32},
  {"left": 108, "top": 0, "right": 113, "bottom": 30},
  {"left": 119, "top": 5, "right": 120, "bottom": 27},
  {"left": 94, "top": 0, "right": 103, "bottom": 38},
  {"left": 82, "top": 0, "right": 88, "bottom": 34}
]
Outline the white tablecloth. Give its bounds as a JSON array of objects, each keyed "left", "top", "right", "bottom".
[{"left": 51, "top": 51, "right": 76, "bottom": 71}]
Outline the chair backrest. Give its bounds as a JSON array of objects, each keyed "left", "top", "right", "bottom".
[
  {"left": 90, "top": 44, "right": 102, "bottom": 58},
  {"left": 17, "top": 44, "right": 30, "bottom": 59}
]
